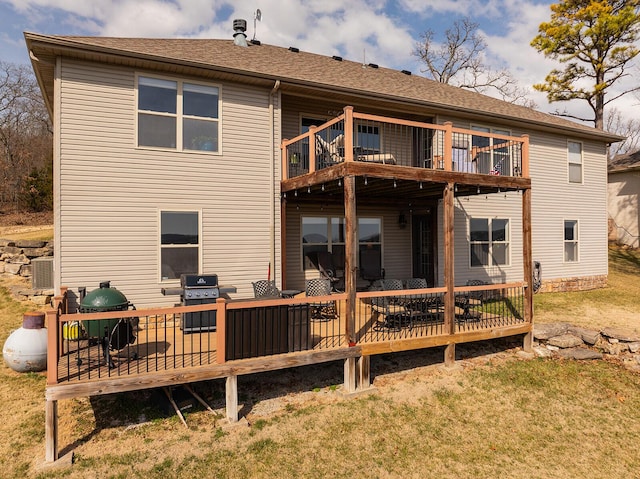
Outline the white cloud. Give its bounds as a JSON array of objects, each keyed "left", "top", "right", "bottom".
[{"left": 3, "top": 0, "right": 638, "bottom": 126}]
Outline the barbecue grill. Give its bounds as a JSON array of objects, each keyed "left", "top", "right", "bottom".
[
  {"left": 78, "top": 281, "right": 138, "bottom": 368},
  {"left": 180, "top": 274, "right": 219, "bottom": 333}
]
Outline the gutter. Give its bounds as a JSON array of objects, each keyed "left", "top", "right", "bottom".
[{"left": 269, "top": 80, "right": 281, "bottom": 284}]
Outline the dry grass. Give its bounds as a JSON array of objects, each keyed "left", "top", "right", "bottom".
[
  {"left": 0, "top": 245, "right": 639, "bottom": 478},
  {"left": 534, "top": 244, "right": 640, "bottom": 331}
]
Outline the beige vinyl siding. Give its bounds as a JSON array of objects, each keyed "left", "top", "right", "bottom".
[
  {"left": 58, "top": 59, "right": 279, "bottom": 307},
  {"left": 608, "top": 171, "right": 640, "bottom": 248},
  {"left": 528, "top": 133, "right": 608, "bottom": 280},
  {"left": 436, "top": 193, "right": 524, "bottom": 286}
]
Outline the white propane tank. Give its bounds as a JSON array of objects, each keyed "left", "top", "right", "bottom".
[{"left": 3, "top": 311, "right": 48, "bottom": 373}]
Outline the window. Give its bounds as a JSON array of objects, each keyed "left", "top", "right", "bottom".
[
  {"left": 472, "top": 126, "right": 512, "bottom": 175},
  {"left": 564, "top": 220, "right": 578, "bottom": 262},
  {"left": 568, "top": 141, "right": 582, "bottom": 183},
  {"left": 137, "top": 75, "right": 220, "bottom": 152},
  {"left": 470, "top": 218, "right": 510, "bottom": 267},
  {"left": 301, "top": 216, "right": 381, "bottom": 270},
  {"left": 160, "top": 211, "right": 199, "bottom": 280},
  {"left": 356, "top": 124, "right": 380, "bottom": 150}
]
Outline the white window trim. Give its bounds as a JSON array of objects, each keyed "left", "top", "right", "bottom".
[
  {"left": 567, "top": 140, "right": 583, "bottom": 184},
  {"left": 469, "top": 216, "right": 511, "bottom": 268},
  {"left": 563, "top": 219, "right": 579, "bottom": 263},
  {"left": 158, "top": 209, "right": 202, "bottom": 283},
  {"left": 135, "top": 72, "right": 222, "bottom": 154}
]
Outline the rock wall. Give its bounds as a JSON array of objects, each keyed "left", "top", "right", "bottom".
[
  {"left": 533, "top": 322, "right": 640, "bottom": 371},
  {"left": 0, "top": 238, "right": 53, "bottom": 305},
  {"left": 538, "top": 274, "right": 608, "bottom": 293}
]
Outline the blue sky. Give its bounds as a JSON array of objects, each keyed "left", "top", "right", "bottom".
[{"left": 0, "top": 0, "right": 637, "bottom": 122}]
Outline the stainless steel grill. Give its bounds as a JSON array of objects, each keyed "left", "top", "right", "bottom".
[{"left": 180, "top": 274, "right": 219, "bottom": 333}]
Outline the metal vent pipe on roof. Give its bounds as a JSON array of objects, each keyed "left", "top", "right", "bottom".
[{"left": 233, "top": 19, "right": 248, "bottom": 47}]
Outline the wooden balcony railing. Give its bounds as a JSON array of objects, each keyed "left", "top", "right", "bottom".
[
  {"left": 46, "top": 284, "right": 527, "bottom": 386},
  {"left": 281, "top": 106, "right": 530, "bottom": 180}
]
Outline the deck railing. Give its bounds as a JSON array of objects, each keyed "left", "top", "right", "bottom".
[
  {"left": 47, "top": 285, "right": 526, "bottom": 385},
  {"left": 281, "top": 106, "right": 529, "bottom": 179}
]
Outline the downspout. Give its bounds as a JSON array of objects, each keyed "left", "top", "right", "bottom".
[{"left": 269, "top": 80, "right": 281, "bottom": 284}]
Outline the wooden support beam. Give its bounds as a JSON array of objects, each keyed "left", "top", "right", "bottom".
[
  {"left": 216, "top": 298, "right": 227, "bottom": 364},
  {"left": 344, "top": 174, "right": 357, "bottom": 345},
  {"left": 344, "top": 357, "right": 356, "bottom": 394},
  {"left": 45, "top": 399, "right": 58, "bottom": 462},
  {"left": 443, "top": 182, "right": 456, "bottom": 366},
  {"left": 226, "top": 375, "right": 238, "bottom": 423},
  {"left": 357, "top": 355, "right": 370, "bottom": 390},
  {"left": 522, "top": 186, "right": 534, "bottom": 352}
]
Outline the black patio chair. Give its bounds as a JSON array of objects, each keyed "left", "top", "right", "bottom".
[
  {"left": 371, "top": 279, "right": 412, "bottom": 331},
  {"left": 305, "top": 278, "right": 336, "bottom": 321},
  {"left": 360, "top": 248, "right": 385, "bottom": 288},
  {"left": 316, "top": 251, "right": 344, "bottom": 292},
  {"left": 252, "top": 280, "right": 281, "bottom": 298}
]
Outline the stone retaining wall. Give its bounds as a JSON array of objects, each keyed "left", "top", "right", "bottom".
[
  {"left": 0, "top": 238, "right": 53, "bottom": 305},
  {"left": 539, "top": 274, "right": 608, "bottom": 293},
  {"left": 533, "top": 322, "right": 640, "bottom": 371}
]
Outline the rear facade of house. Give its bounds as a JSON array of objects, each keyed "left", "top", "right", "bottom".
[{"left": 25, "top": 32, "right": 618, "bottom": 308}]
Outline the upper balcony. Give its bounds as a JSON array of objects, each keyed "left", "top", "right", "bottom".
[{"left": 281, "top": 106, "right": 529, "bottom": 183}]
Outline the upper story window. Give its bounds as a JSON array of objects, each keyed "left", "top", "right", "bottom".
[
  {"left": 137, "top": 75, "right": 220, "bottom": 152},
  {"left": 470, "top": 217, "right": 510, "bottom": 267},
  {"left": 160, "top": 210, "right": 200, "bottom": 281},
  {"left": 568, "top": 141, "right": 583, "bottom": 183},
  {"left": 564, "top": 220, "right": 579, "bottom": 262}
]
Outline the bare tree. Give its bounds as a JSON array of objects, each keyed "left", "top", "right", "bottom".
[
  {"left": 414, "top": 18, "right": 536, "bottom": 107},
  {"left": 0, "top": 61, "right": 52, "bottom": 209},
  {"left": 606, "top": 107, "right": 640, "bottom": 159}
]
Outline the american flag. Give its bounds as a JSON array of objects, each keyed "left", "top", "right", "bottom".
[{"left": 490, "top": 163, "right": 501, "bottom": 176}]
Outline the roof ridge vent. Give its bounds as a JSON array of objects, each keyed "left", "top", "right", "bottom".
[
  {"left": 401, "top": 69, "right": 411, "bottom": 75},
  {"left": 332, "top": 55, "right": 343, "bottom": 61},
  {"left": 368, "top": 63, "right": 378, "bottom": 69},
  {"left": 233, "top": 19, "right": 248, "bottom": 47},
  {"left": 289, "top": 46, "right": 299, "bottom": 53}
]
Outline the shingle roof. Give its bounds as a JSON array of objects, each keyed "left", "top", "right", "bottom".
[
  {"left": 609, "top": 150, "right": 640, "bottom": 172},
  {"left": 24, "top": 33, "right": 622, "bottom": 143}
]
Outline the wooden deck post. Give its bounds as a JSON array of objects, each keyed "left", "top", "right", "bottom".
[
  {"left": 343, "top": 106, "right": 354, "bottom": 163},
  {"left": 344, "top": 174, "right": 357, "bottom": 345},
  {"left": 216, "top": 298, "right": 227, "bottom": 364},
  {"left": 45, "top": 399, "right": 58, "bottom": 462},
  {"left": 357, "top": 355, "right": 370, "bottom": 390},
  {"left": 522, "top": 186, "right": 534, "bottom": 352},
  {"left": 443, "top": 182, "right": 456, "bottom": 366},
  {"left": 308, "top": 126, "right": 317, "bottom": 173},
  {"left": 225, "top": 375, "right": 238, "bottom": 423},
  {"left": 45, "top": 309, "right": 59, "bottom": 385},
  {"left": 443, "top": 122, "right": 453, "bottom": 171},
  {"left": 344, "top": 357, "right": 356, "bottom": 393}
]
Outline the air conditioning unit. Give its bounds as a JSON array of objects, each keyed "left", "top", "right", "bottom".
[{"left": 32, "top": 257, "right": 54, "bottom": 290}]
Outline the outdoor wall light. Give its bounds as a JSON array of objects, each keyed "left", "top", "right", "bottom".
[{"left": 398, "top": 212, "right": 407, "bottom": 229}]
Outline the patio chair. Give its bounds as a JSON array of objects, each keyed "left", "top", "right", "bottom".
[
  {"left": 360, "top": 248, "right": 385, "bottom": 288},
  {"left": 405, "top": 278, "right": 440, "bottom": 320},
  {"left": 252, "top": 280, "right": 281, "bottom": 298},
  {"left": 315, "top": 134, "right": 342, "bottom": 169},
  {"left": 305, "top": 278, "right": 336, "bottom": 321},
  {"left": 316, "top": 251, "right": 344, "bottom": 292},
  {"left": 455, "top": 279, "right": 487, "bottom": 321},
  {"left": 371, "top": 279, "right": 412, "bottom": 331}
]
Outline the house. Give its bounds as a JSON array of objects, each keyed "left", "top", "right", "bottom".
[
  {"left": 25, "top": 23, "right": 623, "bottom": 462},
  {"left": 608, "top": 151, "right": 640, "bottom": 248},
  {"left": 25, "top": 28, "right": 619, "bottom": 308}
]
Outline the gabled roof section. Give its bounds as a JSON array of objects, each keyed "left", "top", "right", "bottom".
[
  {"left": 24, "top": 32, "right": 623, "bottom": 143},
  {"left": 609, "top": 150, "right": 640, "bottom": 173}
]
